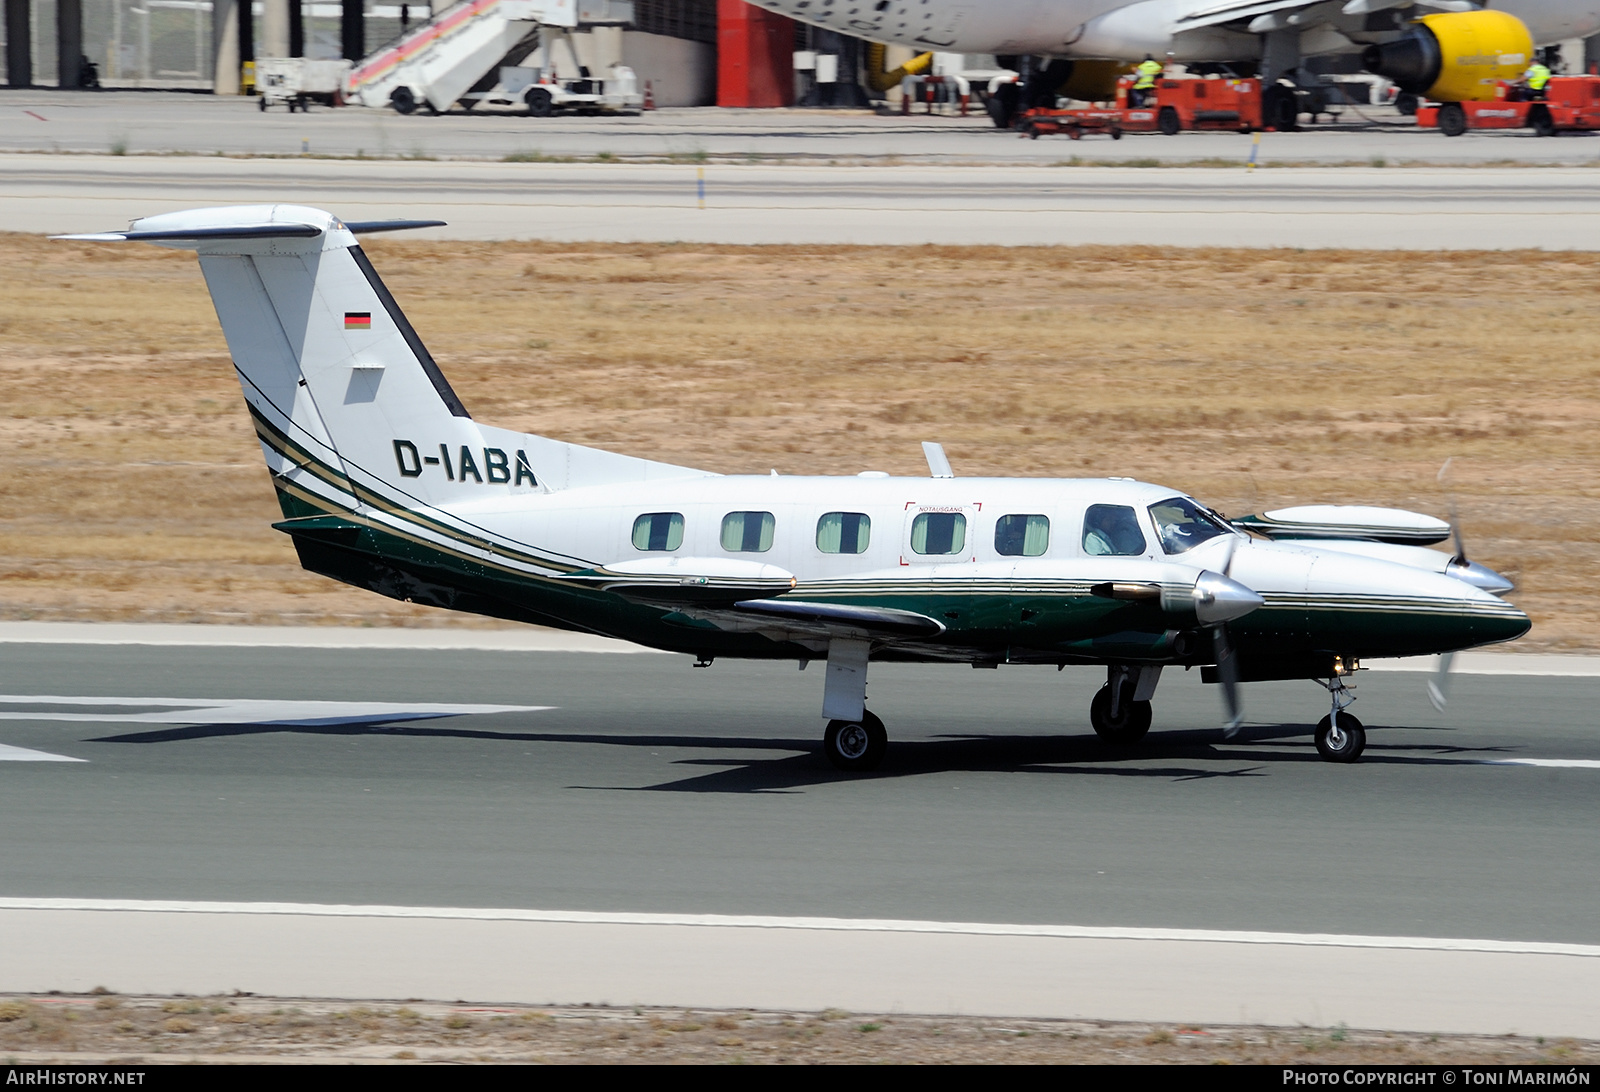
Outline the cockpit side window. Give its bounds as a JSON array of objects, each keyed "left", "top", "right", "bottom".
[
  {"left": 1082, "top": 504, "right": 1147, "bottom": 556},
  {"left": 1148, "top": 496, "right": 1233, "bottom": 555}
]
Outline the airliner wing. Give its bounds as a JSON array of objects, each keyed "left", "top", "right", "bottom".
[
  {"left": 1175, "top": 0, "right": 1472, "bottom": 33},
  {"left": 1173, "top": 0, "right": 1333, "bottom": 32}
]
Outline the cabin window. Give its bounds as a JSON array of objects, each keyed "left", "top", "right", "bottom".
[
  {"left": 721, "top": 511, "right": 776, "bottom": 553},
  {"left": 631, "top": 512, "right": 684, "bottom": 551},
  {"left": 1082, "top": 504, "right": 1146, "bottom": 556},
  {"left": 995, "top": 514, "right": 1050, "bottom": 557},
  {"left": 817, "top": 512, "right": 871, "bottom": 554},
  {"left": 911, "top": 511, "right": 967, "bottom": 555},
  {"left": 1148, "top": 496, "right": 1233, "bottom": 555}
]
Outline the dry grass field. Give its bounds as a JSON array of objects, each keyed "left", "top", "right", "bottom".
[
  {"left": 2, "top": 234, "right": 1596, "bottom": 648},
  {"left": 1, "top": 994, "right": 1595, "bottom": 1065}
]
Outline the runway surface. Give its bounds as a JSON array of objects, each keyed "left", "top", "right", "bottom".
[
  {"left": 11, "top": 154, "right": 1600, "bottom": 248},
  {"left": 1, "top": 631, "right": 1596, "bottom": 1032}
]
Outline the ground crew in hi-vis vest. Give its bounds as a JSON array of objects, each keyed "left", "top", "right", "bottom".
[
  {"left": 1522, "top": 60, "right": 1552, "bottom": 99},
  {"left": 1132, "top": 56, "right": 1163, "bottom": 107}
]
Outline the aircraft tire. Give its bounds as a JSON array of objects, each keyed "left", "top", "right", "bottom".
[
  {"left": 824, "top": 710, "right": 887, "bottom": 772},
  {"left": 1263, "top": 85, "right": 1299, "bottom": 132},
  {"left": 1314, "top": 714, "right": 1365, "bottom": 763},
  {"left": 1089, "top": 685, "right": 1152, "bottom": 745},
  {"left": 1437, "top": 102, "right": 1468, "bottom": 137},
  {"left": 1158, "top": 106, "right": 1181, "bottom": 136},
  {"left": 988, "top": 83, "right": 1020, "bottom": 129},
  {"left": 526, "top": 87, "right": 555, "bottom": 118}
]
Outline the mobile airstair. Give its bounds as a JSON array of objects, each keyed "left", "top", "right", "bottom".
[{"left": 341, "top": 0, "right": 640, "bottom": 116}]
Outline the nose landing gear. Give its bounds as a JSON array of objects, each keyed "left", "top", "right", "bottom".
[{"left": 1313, "top": 670, "right": 1365, "bottom": 762}]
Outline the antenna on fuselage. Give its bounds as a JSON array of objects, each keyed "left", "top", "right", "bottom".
[{"left": 922, "top": 442, "right": 954, "bottom": 479}]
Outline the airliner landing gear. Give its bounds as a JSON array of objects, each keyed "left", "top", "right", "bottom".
[
  {"left": 1090, "top": 664, "right": 1160, "bottom": 745},
  {"left": 824, "top": 711, "right": 887, "bottom": 771},
  {"left": 1313, "top": 672, "right": 1365, "bottom": 762}
]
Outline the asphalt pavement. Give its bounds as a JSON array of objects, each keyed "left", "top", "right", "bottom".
[
  {"left": 5, "top": 92, "right": 1600, "bottom": 248},
  {"left": 2, "top": 634, "right": 1595, "bottom": 1030},
  {"left": 2, "top": 640, "right": 1595, "bottom": 942},
  {"left": 4, "top": 90, "right": 1598, "bottom": 166},
  {"left": 9, "top": 154, "right": 1600, "bottom": 247}
]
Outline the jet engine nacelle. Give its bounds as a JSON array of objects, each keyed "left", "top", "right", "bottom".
[
  {"left": 1363, "top": 10, "right": 1534, "bottom": 103},
  {"left": 1068, "top": 0, "right": 1253, "bottom": 64}
]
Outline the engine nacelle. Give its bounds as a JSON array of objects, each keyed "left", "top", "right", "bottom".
[{"left": 1363, "top": 10, "right": 1533, "bottom": 103}]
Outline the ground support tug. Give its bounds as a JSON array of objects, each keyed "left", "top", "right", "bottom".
[
  {"left": 1417, "top": 75, "right": 1600, "bottom": 136},
  {"left": 1016, "top": 76, "right": 1267, "bottom": 139}
]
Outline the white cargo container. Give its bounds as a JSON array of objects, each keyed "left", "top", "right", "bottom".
[{"left": 256, "top": 57, "right": 353, "bottom": 112}]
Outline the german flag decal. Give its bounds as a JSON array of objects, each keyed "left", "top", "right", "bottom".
[{"left": 344, "top": 312, "right": 372, "bottom": 330}]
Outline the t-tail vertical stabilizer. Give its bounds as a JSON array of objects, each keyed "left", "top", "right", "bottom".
[{"left": 58, "top": 205, "right": 712, "bottom": 535}]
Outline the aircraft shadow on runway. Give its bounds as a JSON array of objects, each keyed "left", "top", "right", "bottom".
[{"left": 81, "top": 715, "right": 1520, "bottom": 794}]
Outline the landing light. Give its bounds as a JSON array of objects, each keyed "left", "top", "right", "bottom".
[{"left": 1332, "top": 655, "right": 1361, "bottom": 676}]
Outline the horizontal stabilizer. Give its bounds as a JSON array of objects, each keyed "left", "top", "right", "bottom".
[
  {"left": 54, "top": 223, "right": 323, "bottom": 243},
  {"left": 344, "top": 220, "right": 449, "bottom": 235}
]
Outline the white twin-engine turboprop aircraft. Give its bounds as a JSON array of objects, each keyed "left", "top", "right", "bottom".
[{"left": 62, "top": 206, "right": 1529, "bottom": 768}]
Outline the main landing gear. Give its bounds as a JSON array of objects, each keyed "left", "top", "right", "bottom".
[
  {"left": 818, "top": 637, "right": 889, "bottom": 772},
  {"left": 1313, "top": 671, "right": 1365, "bottom": 763},
  {"left": 1090, "top": 664, "right": 1160, "bottom": 745},
  {"left": 824, "top": 710, "right": 887, "bottom": 771}
]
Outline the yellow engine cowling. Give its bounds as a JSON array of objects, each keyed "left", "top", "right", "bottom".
[{"left": 1363, "top": 10, "right": 1533, "bottom": 102}]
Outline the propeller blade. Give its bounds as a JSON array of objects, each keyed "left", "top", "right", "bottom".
[
  {"left": 1438, "top": 457, "right": 1467, "bottom": 563},
  {"left": 1427, "top": 651, "right": 1455, "bottom": 711},
  {"left": 1218, "top": 532, "right": 1239, "bottom": 577},
  {"left": 1214, "top": 625, "right": 1244, "bottom": 737}
]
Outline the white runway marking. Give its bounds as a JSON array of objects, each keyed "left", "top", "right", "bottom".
[
  {"left": 0, "top": 621, "right": 661, "bottom": 654},
  {"left": 1, "top": 897, "right": 1594, "bottom": 958},
  {"left": 0, "top": 743, "right": 85, "bottom": 762},
  {"left": 0, "top": 696, "right": 550, "bottom": 726},
  {"left": 2, "top": 898, "right": 1595, "bottom": 1035},
  {"left": 1487, "top": 758, "right": 1600, "bottom": 770}
]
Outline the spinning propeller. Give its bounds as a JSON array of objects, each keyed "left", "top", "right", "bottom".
[
  {"left": 1193, "top": 535, "right": 1262, "bottom": 737},
  {"left": 1428, "top": 458, "right": 1516, "bottom": 710}
]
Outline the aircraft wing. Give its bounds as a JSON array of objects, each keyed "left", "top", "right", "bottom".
[
  {"left": 1174, "top": 0, "right": 1335, "bottom": 33},
  {"left": 1174, "top": 0, "right": 1474, "bottom": 34},
  {"left": 664, "top": 598, "right": 947, "bottom": 646}
]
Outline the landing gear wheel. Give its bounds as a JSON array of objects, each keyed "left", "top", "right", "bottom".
[
  {"left": 1263, "top": 85, "right": 1299, "bottom": 132},
  {"left": 1158, "top": 106, "right": 1181, "bottom": 136},
  {"left": 391, "top": 86, "right": 418, "bottom": 116},
  {"left": 988, "top": 82, "right": 1020, "bottom": 129},
  {"left": 1530, "top": 105, "right": 1555, "bottom": 137},
  {"left": 1394, "top": 91, "right": 1419, "bottom": 117},
  {"left": 1090, "top": 685, "right": 1152, "bottom": 745},
  {"left": 824, "top": 710, "right": 887, "bottom": 772},
  {"left": 1315, "top": 713, "right": 1365, "bottom": 763},
  {"left": 526, "top": 87, "right": 554, "bottom": 118},
  {"left": 1437, "top": 102, "right": 1467, "bottom": 137}
]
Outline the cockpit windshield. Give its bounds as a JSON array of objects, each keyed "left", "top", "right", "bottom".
[{"left": 1148, "top": 497, "right": 1234, "bottom": 556}]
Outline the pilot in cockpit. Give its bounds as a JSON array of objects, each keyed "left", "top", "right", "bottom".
[{"left": 1082, "top": 504, "right": 1148, "bottom": 556}]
